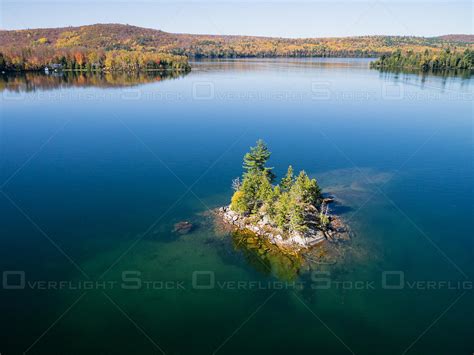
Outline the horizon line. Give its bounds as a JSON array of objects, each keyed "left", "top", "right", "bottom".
[{"left": 1, "top": 22, "right": 473, "bottom": 39}]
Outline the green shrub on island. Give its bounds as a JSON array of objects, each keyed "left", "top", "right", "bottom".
[
  {"left": 230, "top": 140, "right": 322, "bottom": 233},
  {"left": 370, "top": 48, "right": 474, "bottom": 71}
]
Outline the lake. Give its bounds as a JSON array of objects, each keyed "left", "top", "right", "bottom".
[{"left": 0, "top": 59, "right": 472, "bottom": 354}]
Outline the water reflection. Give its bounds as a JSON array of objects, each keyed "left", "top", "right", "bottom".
[
  {"left": 0, "top": 70, "right": 189, "bottom": 93},
  {"left": 191, "top": 57, "right": 374, "bottom": 73},
  {"left": 376, "top": 68, "right": 472, "bottom": 92},
  {"left": 231, "top": 229, "right": 303, "bottom": 281},
  {"left": 376, "top": 67, "right": 472, "bottom": 79}
]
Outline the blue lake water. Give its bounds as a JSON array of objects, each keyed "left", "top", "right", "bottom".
[{"left": 0, "top": 59, "right": 473, "bottom": 354}]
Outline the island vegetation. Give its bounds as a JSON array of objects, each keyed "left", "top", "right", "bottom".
[
  {"left": 218, "top": 140, "right": 350, "bottom": 253},
  {"left": 230, "top": 140, "right": 322, "bottom": 232},
  {"left": 370, "top": 48, "right": 474, "bottom": 71},
  {"left": 1, "top": 24, "right": 473, "bottom": 72}
]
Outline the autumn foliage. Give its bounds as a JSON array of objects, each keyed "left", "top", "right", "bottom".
[
  {"left": 0, "top": 46, "right": 190, "bottom": 72},
  {"left": 1, "top": 24, "right": 473, "bottom": 71}
]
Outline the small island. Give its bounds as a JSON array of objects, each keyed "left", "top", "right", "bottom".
[{"left": 217, "top": 140, "right": 351, "bottom": 254}]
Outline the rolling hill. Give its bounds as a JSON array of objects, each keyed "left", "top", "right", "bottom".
[{"left": 1, "top": 23, "right": 473, "bottom": 58}]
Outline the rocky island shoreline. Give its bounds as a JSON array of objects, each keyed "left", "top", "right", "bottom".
[
  {"left": 216, "top": 140, "right": 352, "bottom": 255},
  {"left": 217, "top": 200, "right": 351, "bottom": 253}
]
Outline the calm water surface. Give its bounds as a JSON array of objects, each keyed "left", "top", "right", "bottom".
[{"left": 0, "top": 59, "right": 473, "bottom": 354}]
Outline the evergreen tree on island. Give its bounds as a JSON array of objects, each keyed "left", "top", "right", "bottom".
[
  {"left": 231, "top": 140, "right": 323, "bottom": 234},
  {"left": 243, "top": 139, "right": 276, "bottom": 182}
]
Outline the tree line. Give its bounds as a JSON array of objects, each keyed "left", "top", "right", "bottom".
[
  {"left": 0, "top": 47, "right": 190, "bottom": 72},
  {"left": 370, "top": 48, "right": 474, "bottom": 71},
  {"left": 231, "top": 140, "right": 324, "bottom": 234},
  {"left": 2, "top": 24, "right": 473, "bottom": 64}
]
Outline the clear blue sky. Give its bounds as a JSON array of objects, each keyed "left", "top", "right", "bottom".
[{"left": 1, "top": 0, "right": 472, "bottom": 37}]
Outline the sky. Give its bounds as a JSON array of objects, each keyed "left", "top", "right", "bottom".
[{"left": 1, "top": 0, "right": 472, "bottom": 37}]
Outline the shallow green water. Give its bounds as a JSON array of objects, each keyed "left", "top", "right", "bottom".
[{"left": 0, "top": 59, "right": 472, "bottom": 354}]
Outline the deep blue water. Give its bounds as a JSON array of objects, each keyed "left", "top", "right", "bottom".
[{"left": 0, "top": 59, "right": 473, "bottom": 354}]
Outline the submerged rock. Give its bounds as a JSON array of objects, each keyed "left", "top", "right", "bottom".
[
  {"left": 172, "top": 221, "right": 193, "bottom": 235},
  {"left": 323, "top": 197, "right": 335, "bottom": 204}
]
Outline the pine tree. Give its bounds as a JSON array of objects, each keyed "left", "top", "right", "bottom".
[
  {"left": 275, "top": 192, "right": 291, "bottom": 231},
  {"left": 291, "top": 171, "right": 321, "bottom": 206},
  {"left": 264, "top": 185, "right": 281, "bottom": 219},
  {"left": 243, "top": 139, "right": 275, "bottom": 182},
  {"left": 280, "top": 165, "right": 294, "bottom": 191},
  {"left": 234, "top": 169, "right": 274, "bottom": 214},
  {"left": 239, "top": 171, "right": 261, "bottom": 213},
  {"left": 257, "top": 173, "right": 273, "bottom": 204},
  {"left": 289, "top": 202, "right": 307, "bottom": 232}
]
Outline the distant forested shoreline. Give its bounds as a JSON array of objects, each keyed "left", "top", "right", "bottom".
[
  {"left": 0, "top": 49, "right": 190, "bottom": 73},
  {"left": 370, "top": 49, "right": 473, "bottom": 71},
  {"left": 1, "top": 24, "right": 473, "bottom": 73}
]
